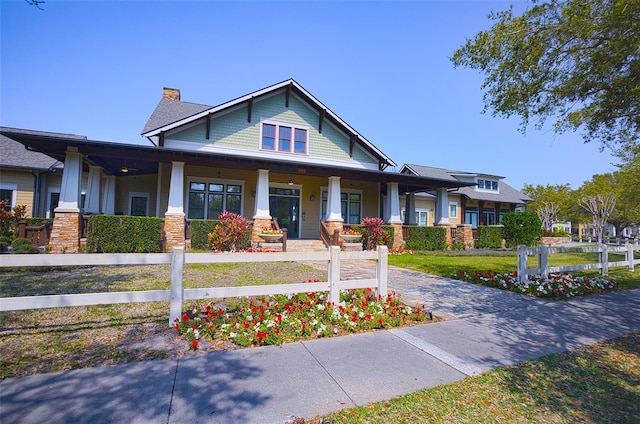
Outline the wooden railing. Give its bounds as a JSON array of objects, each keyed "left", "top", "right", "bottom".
[
  {"left": 17, "top": 220, "right": 52, "bottom": 247},
  {"left": 320, "top": 220, "right": 340, "bottom": 246}
]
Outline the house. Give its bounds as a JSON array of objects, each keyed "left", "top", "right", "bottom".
[
  {"left": 399, "top": 164, "right": 531, "bottom": 238},
  {"left": 1, "top": 79, "right": 473, "bottom": 253},
  {"left": 0, "top": 133, "right": 64, "bottom": 217}
]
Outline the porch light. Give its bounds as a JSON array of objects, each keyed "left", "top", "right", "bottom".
[
  {"left": 120, "top": 166, "right": 129, "bottom": 173},
  {"left": 288, "top": 179, "right": 294, "bottom": 186},
  {"left": 309, "top": 194, "right": 315, "bottom": 201}
]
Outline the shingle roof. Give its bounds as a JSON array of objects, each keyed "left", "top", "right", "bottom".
[
  {"left": 0, "top": 134, "right": 62, "bottom": 171},
  {"left": 141, "top": 98, "right": 212, "bottom": 135},
  {"left": 402, "top": 163, "right": 531, "bottom": 204}
]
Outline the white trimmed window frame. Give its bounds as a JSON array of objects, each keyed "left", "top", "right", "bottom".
[
  {"left": 476, "top": 178, "right": 499, "bottom": 193},
  {"left": 320, "top": 187, "right": 363, "bottom": 224},
  {"left": 449, "top": 201, "right": 458, "bottom": 218},
  {"left": 260, "top": 120, "right": 309, "bottom": 155},
  {"left": 0, "top": 183, "right": 17, "bottom": 212},
  {"left": 129, "top": 192, "right": 150, "bottom": 216},
  {"left": 186, "top": 177, "right": 245, "bottom": 220}
]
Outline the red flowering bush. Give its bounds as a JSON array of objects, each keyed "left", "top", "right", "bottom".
[
  {"left": 451, "top": 269, "right": 619, "bottom": 298},
  {"left": 360, "top": 217, "right": 392, "bottom": 250},
  {"left": 207, "top": 211, "right": 251, "bottom": 252},
  {"left": 175, "top": 287, "right": 429, "bottom": 349}
]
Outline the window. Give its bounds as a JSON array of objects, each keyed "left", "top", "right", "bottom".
[
  {"left": 483, "top": 209, "right": 496, "bottom": 226},
  {"left": 449, "top": 202, "right": 458, "bottom": 218},
  {"left": 401, "top": 208, "right": 429, "bottom": 226},
  {"left": 261, "top": 122, "right": 308, "bottom": 154},
  {"left": 476, "top": 178, "right": 499, "bottom": 192},
  {"left": 0, "top": 187, "right": 14, "bottom": 212},
  {"left": 465, "top": 207, "right": 479, "bottom": 229},
  {"left": 187, "top": 180, "right": 243, "bottom": 219},
  {"left": 321, "top": 190, "right": 362, "bottom": 224},
  {"left": 129, "top": 193, "right": 149, "bottom": 216}
]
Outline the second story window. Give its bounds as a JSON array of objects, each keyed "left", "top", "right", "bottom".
[
  {"left": 477, "top": 178, "right": 499, "bottom": 192},
  {"left": 261, "top": 122, "right": 308, "bottom": 154}
]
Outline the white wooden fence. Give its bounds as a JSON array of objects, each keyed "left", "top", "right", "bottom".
[
  {"left": 517, "top": 243, "right": 639, "bottom": 282},
  {"left": 0, "top": 246, "right": 388, "bottom": 326}
]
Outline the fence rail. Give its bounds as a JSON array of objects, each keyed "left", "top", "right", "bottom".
[
  {"left": 0, "top": 246, "right": 388, "bottom": 326},
  {"left": 517, "top": 243, "right": 639, "bottom": 282}
]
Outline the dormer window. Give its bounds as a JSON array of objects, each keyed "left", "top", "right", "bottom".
[
  {"left": 261, "top": 121, "right": 308, "bottom": 154},
  {"left": 477, "top": 178, "right": 499, "bottom": 192}
]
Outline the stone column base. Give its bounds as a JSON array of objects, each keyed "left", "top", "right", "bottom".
[
  {"left": 390, "top": 223, "right": 404, "bottom": 250},
  {"left": 163, "top": 213, "right": 186, "bottom": 251},
  {"left": 49, "top": 211, "right": 80, "bottom": 253},
  {"left": 456, "top": 224, "right": 474, "bottom": 248},
  {"left": 326, "top": 220, "right": 344, "bottom": 235},
  {"left": 436, "top": 224, "right": 452, "bottom": 248}
]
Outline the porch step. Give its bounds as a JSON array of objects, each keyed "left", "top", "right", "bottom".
[{"left": 285, "top": 239, "right": 327, "bottom": 252}]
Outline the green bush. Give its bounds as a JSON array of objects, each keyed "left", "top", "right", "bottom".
[
  {"left": 353, "top": 219, "right": 394, "bottom": 250},
  {"left": 0, "top": 235, "right": 10, "bottom": 252},
  {"left": 86, "top": 215, "right": 163, "bottom": 253},
  {"left": 476, "top": 226, "right": 504, "bottom": 248},
  {"left": 207, "top": 211, "right": 251, "bottom": 251},
  {"left": 11, "top": 237, "right": 39, "bottom": 254},
  {"left": 405, "top": 226, "right": 447, "bottom": 251},
  {"left": 502, "top": 211, "right": 543, "bottom": 247},
  {"left": 189, "top": 219, "right": 219, "bottom": 250}
]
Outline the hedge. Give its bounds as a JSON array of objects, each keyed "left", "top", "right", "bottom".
[
  {"left": 189, "top": 219, "right": 220, "bottom": 250},
  {"left": 86, "top": 215, "right": 163, "bottom": 253},
  {"left": 476, "top": 226, "right": 504, "bottom": 248},
  {"left": 405, "top": 226, "right": 447, "bottom": 251}
]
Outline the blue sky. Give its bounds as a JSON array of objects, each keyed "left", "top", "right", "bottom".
[{"left": 1, "top": 0, "right": 617, "bottom": 190}]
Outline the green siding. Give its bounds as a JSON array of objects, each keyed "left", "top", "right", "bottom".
[{"left": 168, "top": 92, "right": 378, "bottom": 166}]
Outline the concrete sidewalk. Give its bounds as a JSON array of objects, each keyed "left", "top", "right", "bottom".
[{"left": 2, "top": 281, "right": 639, "bottom": 423}]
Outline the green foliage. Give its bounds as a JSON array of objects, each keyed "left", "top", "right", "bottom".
[
  {"left": 501, "top": 211, "right": 543, "bottom": 247},
  {"left": 11, "top": 237, "right": 39, "bottom": 254},
  {"left": 207, "top": 211, "right": 251, "bottom": 252},
  {"left": 0, "top": 235, "right": 10, "bottom": 252},
  {"left": 189, "top": 219, "right": 219, "bottom": 250},
  {"left": 0, "top": 200, "right": 27, "bottom": 237},
  {"left": 86, "top": 215, "right": 163, "bottom": 253},
  {"left": 405, "top": 226, "right": 447, "bottom": 251},
  {"left": 451, "top": 0, "right": 640, "bottom": 152},
  {"left": 476, "top": 226, "right": 504, "bottom": 248}
]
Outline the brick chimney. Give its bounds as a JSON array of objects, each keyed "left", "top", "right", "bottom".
[{"left": 162, "top": 87, "right": 180, "bottom": 101}]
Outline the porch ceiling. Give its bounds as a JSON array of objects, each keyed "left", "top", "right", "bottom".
[{"left": 1, "top": 128, "right": 474, "bottom": 194}]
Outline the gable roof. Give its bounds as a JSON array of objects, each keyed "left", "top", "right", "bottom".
[
  {"left": 0, "top": 134, "right": 63, "bottom": 171},
  {"left": 141, "top": 79, "right": 396, "bottom": 169},
  {"left": 401, "top": 163, "right": 531, "bottom": 205}
]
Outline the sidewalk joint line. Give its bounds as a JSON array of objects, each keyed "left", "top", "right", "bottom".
[
  {"left": 389, "top": 329, "right": 482, "bottom": 377},
  {"left": 166, "top": 358, "right": 180, "bottom": 424},
  {"left": 300, "top": 341, "right": 358, "bottom": 407}
]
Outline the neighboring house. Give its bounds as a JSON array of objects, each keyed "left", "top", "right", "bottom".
[
  {"left": 399, "top": 164, "right": 532, "bottom": 230},
  {"left": 0, "top": 134, "right": 64, "bottom": 217},
  {"left": 1, "top": 79, "right": 472, "bottom": 253}
]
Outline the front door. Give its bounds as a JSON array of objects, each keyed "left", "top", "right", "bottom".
[{"left": 269, "top": 188, "right": 300, "bottom": 239}]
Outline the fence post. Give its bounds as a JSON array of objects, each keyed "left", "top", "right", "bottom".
[
  {"left": 376, "top": 245, "right": 388, "bottom": 298},
  {"left": 328, "top": 245, "right": 340, "bottom": 306},
  {"left": 517, "top": 245, "right": 528, "bottom": 283},
  {"left": 169, "top": 247, "right": 185, "bottom": 326},
  {"left": 599, "top": 243, "right": 609, "bottom": 276},
  {"left": 539, "top": 245, "right": 549, "bottom": 278},
  {"left": 628, "top": 243, "right": 635, "bottom": 272}
]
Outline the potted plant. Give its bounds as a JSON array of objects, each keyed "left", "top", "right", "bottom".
[
  {"left": 340, "top": 228, "right": 362, "bottom": 242},
  {"left": 259, "top": 226, "right": 283, "bottom": 242}
]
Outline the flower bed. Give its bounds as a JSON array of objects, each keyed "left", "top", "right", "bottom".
[
  {"left": 451, "top": 270, "right": 619, "bottom": 298},
  {"left": 175, "top": 288, "right": 429, "bottom": 349}
]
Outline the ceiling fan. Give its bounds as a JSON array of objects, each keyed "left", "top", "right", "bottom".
[{"left": 120, "top": 159, "right": 138, "bottom": 174}]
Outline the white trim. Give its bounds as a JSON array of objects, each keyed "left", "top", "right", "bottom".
[
  {"left": 320, "top": 185, "right": 363, "bottom": 225},
  {"left": 260, "top": 119, "right": 309, "bottom": 155},
  {"left": 129, "top": 192, "right": 150, "bottom": 216},
  {"left": 164, "top": 138, "right": 380, "bottom": 170},
  {"left": 46, "top": 187, "right": 60, "bottom": 218}
]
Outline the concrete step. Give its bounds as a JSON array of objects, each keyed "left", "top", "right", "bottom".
[{"left": 285, "top": 239, "right": 327, "bottom": 252}]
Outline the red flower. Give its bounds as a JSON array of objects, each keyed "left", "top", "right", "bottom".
[
  {"left": 182, "top": 313, "right": 189, "bottom": 322},
  {"left": 191, "top": 340, "right": 198, "bottom": 349}
]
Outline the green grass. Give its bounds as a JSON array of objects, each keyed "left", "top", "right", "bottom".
[
  {"left": 389, "top": 250, "right": 640, "bottom": 290},
  {"left": 320, "top": 332, "right": 640, "bottom": 423}
]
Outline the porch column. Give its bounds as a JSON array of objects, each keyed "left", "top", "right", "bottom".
[
  {"left": 164, "top": 161, "right": 185, "bottom": 250},
  {"left": 101, "top": 175, "right": 116, "bottom": 215},
  {"left": 84, "top": 166, "right": 102, "bottom": 214},
  {"left": 435, "top": 187, "right": 450, "bottom": 225},
  {"left": 325, "top": 176, "right": 343, "bottom": 235},
  {"left": 385, "top": 182, "right": 404, "bottom": 249},
  {"left": 404, "top": 192, "right": 416, "bottom": 225},
  {"left": 252, "top": 169, "right": 272, "bottom": 242},
  {"left": 49, "top": 149, "right": 83, "bottom": 253}
]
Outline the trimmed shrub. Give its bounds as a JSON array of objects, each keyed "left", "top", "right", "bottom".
[
  {"left": 0, "top": 235, "right": 10, "bottom": 252},
  {"left": 501, "top": 211, "right": 543, "bottom": 247},
  {"left": 207, "top": 211, "right": 251, "bottom": 252},
  {"left": 406, "top": 226, "right": 447, "bottom": 251},
  {"left": 86, "top": 215, "right": 163, "bottom": 253},
  {"left": 11, "top": 237, "right": 39, "bottom": 254},
  {"left": 476, "top": 226, "right": 504, "bottom": 248},
  {"left": 190, "top": 219, "right": 219, "bottom": 250}
]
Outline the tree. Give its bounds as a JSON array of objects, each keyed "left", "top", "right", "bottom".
[
  {"left": 501, "top": 211, "right": 543, "bottom": 247},
  {"left": 451, "top": 0, "right": 640, "bottom": 153},
  {"left": 522, "top": 183, "right": 573, "bottom": 230},
  {"left": 579, "top": 194, "right": 617, "bottom": 242}
]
